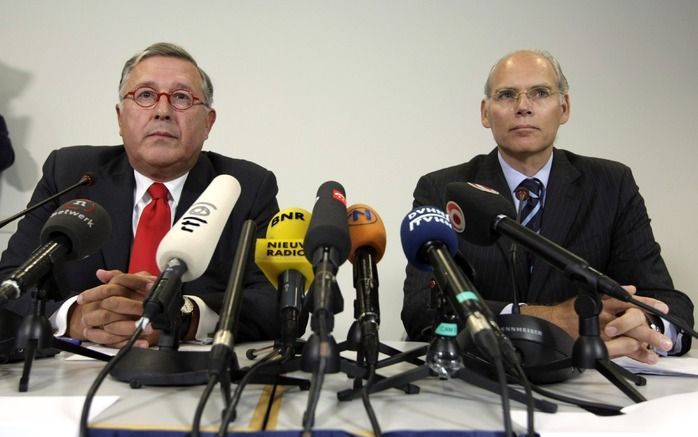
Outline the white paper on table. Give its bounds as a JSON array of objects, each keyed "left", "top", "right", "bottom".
[
  {"left": 612, "top": 355, "right": 698, "bottom": 376},
  {"left": 511, "top": 391, "right": 698, "bottom": 436},
  {"left": 0, "top": 396, "right": 118, "bottom": 437}
]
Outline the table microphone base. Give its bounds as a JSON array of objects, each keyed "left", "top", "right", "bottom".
[{"left": 109, "top": 348, "right": 214, "bottom": 387}]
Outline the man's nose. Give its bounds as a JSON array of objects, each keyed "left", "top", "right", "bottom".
[
  {"left": 515, "top": 93, "right": 533, "bottom": 115},
  {"left": 153, "top": 94, "right": 172, "bottom": 119}
]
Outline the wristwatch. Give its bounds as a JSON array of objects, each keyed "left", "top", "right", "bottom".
[
  {"left": 180, "top": 296, "right": 196, "bottom": 338},
  {"left": 645, "top": 312, "right": 665, "bottom": 334}
]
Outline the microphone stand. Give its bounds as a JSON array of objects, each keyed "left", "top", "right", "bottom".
[
  {"left": 0, "top": 174, "right": 93, "bottom": 229},
  {"left": 15, "top": 277, "right": 111, "bottom": 392},
  {"left": 572, "top": 287, "right": 646, "bottom": 402},
  {"left": 336, "top": 245, "right": 422, "bottom": 397},
  {"left": 336, "top": 286, "right": 557, "bottom": 413},
  {"left": 109, "top": 290, "right": 211, "bottom": 387},
  {"left": 238, "top": 283, "right": 312, "bottom": 391},
  {"left": 335, "top": 308, "right": 423, "bottom": 400}
]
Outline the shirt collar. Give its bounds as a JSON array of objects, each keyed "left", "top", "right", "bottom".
[
  {"left": 497, "top": 150, "right": 553, "bottom": 204},
  {"left": 132, "top": 170, "right": 188, "bottom": 205}
]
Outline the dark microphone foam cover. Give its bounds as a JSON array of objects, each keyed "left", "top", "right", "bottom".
[
  {"left": 40, "top": 199, "right": 112, "bottom": 260},
  {"left": 81, "top": 172, "right": 96, "bottom": 186},
  {"left": 347, "top": 204, "right": 386, "bottom": 263},
  {"left": 444, "top": 182, "right": 516, "bottom": 246},
  {"left": 400, "top": 206, "right": 458, "bottom": 272},
  {"left": 304, "top": 181, "right": 351, "bottom": 264}
]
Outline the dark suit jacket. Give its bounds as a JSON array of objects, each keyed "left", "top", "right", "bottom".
[
  {"left": 0, "top": 145, "right": 281, "bottom": 343},
  {"left": 402, "top": 148, "right": 693, "bottom": 353}
]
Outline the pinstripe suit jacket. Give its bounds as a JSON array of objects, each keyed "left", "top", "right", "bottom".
[
  {"left": 402, "top": 148, "right": 693, "bottom": 353},
  {"left": 0, "top": 145, "right": 281, "bottom": 343}
]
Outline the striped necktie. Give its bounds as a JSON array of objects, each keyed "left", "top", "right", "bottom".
[{"left": 515, "top": 178, "right": 544, "bottom": 232}]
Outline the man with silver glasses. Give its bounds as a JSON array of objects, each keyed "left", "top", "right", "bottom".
[
  {"left": 0, "top": 42, "right": 280, "bottom": 350},
  {"left": 402, "top": 49, "right": 693, "bottom": 362}
]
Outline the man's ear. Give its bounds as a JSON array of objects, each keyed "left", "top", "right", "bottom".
[{"left": 480, "top": 98, "right": 491, "bottom": 128}]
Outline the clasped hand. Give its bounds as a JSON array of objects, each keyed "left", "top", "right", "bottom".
[
  {"left": 521, "top": 286, "right": 673, "bottom": 364},
  {"left": 67, "top": 269, "right": 159, "bottom": 348}
]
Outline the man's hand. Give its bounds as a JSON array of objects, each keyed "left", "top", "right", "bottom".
[
  {"left": 602, "top": 286, "right": 673, "bottom": 364},
  {"left": 67, "top": 269, "right": 159, "bottom": 348},
  {"left": 520, "top": 285, "right": 673, "bottom": 364}
]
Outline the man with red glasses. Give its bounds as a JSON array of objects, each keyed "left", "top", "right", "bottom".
[{"left": 0, "top": 43, "right": 280, "bottom": 352}]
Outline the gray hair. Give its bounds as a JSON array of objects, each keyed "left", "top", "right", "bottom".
[
  {"left": 118, "top": 42, "right": 214, "bottom": 106},
  {"left": 484, "top": 49, "right": 569, "bottom": 98}
]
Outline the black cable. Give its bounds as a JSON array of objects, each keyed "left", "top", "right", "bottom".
[
  {"left": 79, "top": 324, "right": 143, "bottom": 437},
  {"left": 302, "top": 315, "right": 329, "bottom": 436},
  {"left": 360, "top": 364, "right": 382, "bottom": 437},
  {"left": 217, "top": 348, "right": 283, "bottom": 437},
  {"left": 493, "top": 356, "right": 514, "bottom": 437},
  {"left": 508, "top": 360, "right": 535, "bottom": 437},
  {"left": 495, "top": 241, "right": 523, "bottom": 314},
  {"left": 191, "top": 375, "right": 218, "bottom": 437},
  {"left": 261, "top": 382, "right": 280, "bottom": 430},
  {"left": 302, "top": 353, "right": 326, "bottom": 436}
]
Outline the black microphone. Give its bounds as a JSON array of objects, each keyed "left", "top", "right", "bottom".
[
  {"left": 0, "top": 173, "right": 95, "bottom": 229},
  {"left": 301, "top": 181, "right": 350, "bottom": 373},
  {"left": 0, "top": 198, "right": 111, "bottom": 306},
  {"left": 209, "top": 219, "right": 257, "bottom": 377},
  {"left": 445, "top": 181, "right": 632, "bottom": 301},
  {"left": 400, "top": 206, "right": 501, "bottom": 361},
  {"left": 304, "top": 181, "right": 351, "bottom": 321},
  {"left": 443, "top": 181, "right": 698, "bottom": 336}
]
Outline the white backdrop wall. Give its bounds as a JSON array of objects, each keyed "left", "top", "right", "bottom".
[{"left": 1, "top": 1, "right": 696, "bottom": 341}]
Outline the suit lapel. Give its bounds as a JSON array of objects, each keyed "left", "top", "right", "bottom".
[
  {"left": 527, "top": 149, "right": 583, "bottom": 302},
  {"left": 176, "top": 154, "right": 215, "bottom": 220},
  {"left": 88, "top": 153, "right": 136, "bottom": 272}
]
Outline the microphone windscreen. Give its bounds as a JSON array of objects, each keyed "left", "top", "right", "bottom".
[
  {"left": 255, "top": 207, "right": 314, "bottom": 290},
  {"left": 40, "top": 199, "right": 112, "bottom": 260},
  {"left": 444, "top": 182, "right": 516, "bottom": 246},
  {"left": 303, "top": 181, "right": 350, "bottom": 264},
  {"left": 347, "top": 204, "right": 386, "bottom": 263},
  {"left": 157, "top": 175, "right": 241, "bottom": 282},
  {"left": 82, "top": 172, "right": 96, "bottom": 186},
  {"left": 400, "top": 206, "right": 458, "bottom": 272}
]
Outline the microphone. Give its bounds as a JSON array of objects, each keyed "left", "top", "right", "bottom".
[
  {"left": 0, "top": 173, "right": 95, "bottom": 229},
  {"left": 443, "top": 181, "right": 698, "bottom": 340},
  {"left": 304, "top": 181, "right": 351, "bottom": 320},
  {"left": 301, "top": 181, "right": 350, "bottom": 373},
  {"left": 444, "top": 181, "right": 635, "bottom": 302},
  {"left": 139, "top": 175, "right": 241, "bottom": 324},
  {"left": 400, "top": 206, "right": 500, "bottom": 361},
  {"left": 209, "top": 219, "right": 257, "bottom": 377},
  {"left": 255, "top": 207, "right": 314, "bottom": 345},
  {"left": 347, "top": 203, "right": 386, "bottom": 365},
  {"left": 0, "top": 198, "right": 111, "bottom": 306}
]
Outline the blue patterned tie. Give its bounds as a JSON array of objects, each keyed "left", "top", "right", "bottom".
[{"left": 515, "top": 178, "right": 544, "bottom": 232}]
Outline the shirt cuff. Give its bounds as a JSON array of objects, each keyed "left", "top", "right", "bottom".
[
  {"left": 49, "top": 295, "right": 79, "bottom": 337},
  {"left": 186, "top": 295, "right": 219, "bottom": 343},
  {"left": 659, "top": 317, "right": 681, "bottom": 356},
  {"left": 499, "top": 302, "right": 527, "bottom": 314}
]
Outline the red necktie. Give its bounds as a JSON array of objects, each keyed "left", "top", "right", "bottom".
[{"left": 128, "top": 183, "right": 171, "bottom": 275}]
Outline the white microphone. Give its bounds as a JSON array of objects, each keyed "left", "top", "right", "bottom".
[{"left": 141, "top": 175, "right": 241, "bottom": 322}]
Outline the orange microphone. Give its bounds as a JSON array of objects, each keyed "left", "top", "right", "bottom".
[{"left": 346, "top": 203, "right": 386, "bottom": 365}]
